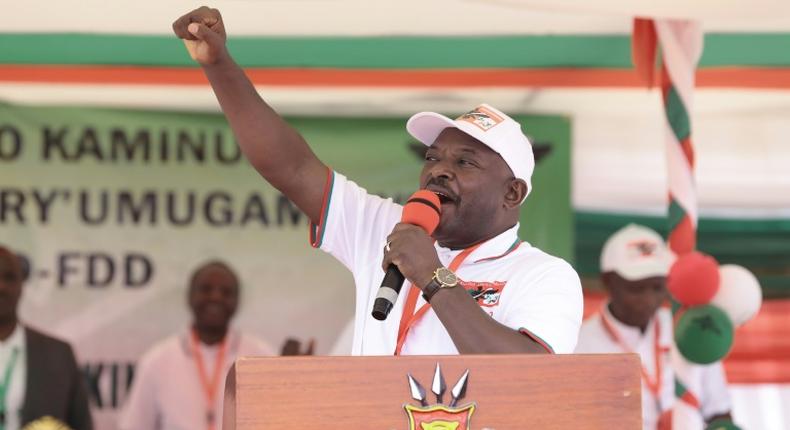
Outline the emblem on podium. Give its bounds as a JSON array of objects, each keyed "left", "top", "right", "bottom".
[
  {"left": 21, "top": 416, "right": 72, "bottom": 430},
  {"left": 404, "top": 363, "right": 476, "bottom": 430}
]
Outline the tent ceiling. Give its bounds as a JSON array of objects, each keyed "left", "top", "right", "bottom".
[
  {"left": 7, "top": 0, "right": 790, "bottom": 35},
  {"left": 483, "top": 0, "right": 790, "bottom": 24}
]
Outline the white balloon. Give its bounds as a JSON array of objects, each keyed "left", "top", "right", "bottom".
[{"left": 711, "top": 264, "right": 763, "bottom": 327}]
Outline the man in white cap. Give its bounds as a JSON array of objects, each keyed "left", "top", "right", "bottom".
[
  {"left": 171, "top": 6, "right": 582, "bottom": 355},
  {"left": 575, "top": 224, "right": 733, "bottom": 429}
]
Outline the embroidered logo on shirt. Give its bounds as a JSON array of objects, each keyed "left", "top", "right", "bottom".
[{"left": 461, "top": 281, "right": 507, "bottom": 307}]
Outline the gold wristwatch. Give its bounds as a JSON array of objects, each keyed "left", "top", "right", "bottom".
[{"left": 422, "top": 267, "right": 459, "bottom": 302}]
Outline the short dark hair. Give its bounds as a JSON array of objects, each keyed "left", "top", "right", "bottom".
[
  {"left": 187, "top": 260, "right": 240, "bottom": 293},
  {"left": 0, "top": 245, "right": 23, "bottom": 281}
]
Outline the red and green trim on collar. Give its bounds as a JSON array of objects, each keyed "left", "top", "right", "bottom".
[{"left": 474, "top": 238, "right": 523, "bottom": 263}]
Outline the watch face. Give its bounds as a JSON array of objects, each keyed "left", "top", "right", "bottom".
[{"left": 436, "top": 268, "right": 458, "bottom": 287}]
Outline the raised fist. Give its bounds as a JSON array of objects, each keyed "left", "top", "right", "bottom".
[{"left": 172, "top": 6, "right": 228, "bottom": 66}]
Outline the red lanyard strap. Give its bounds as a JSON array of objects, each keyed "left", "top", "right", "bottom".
[
  {"left": 394, "top": 242, "right": 483, "bottom": 355},
  {"left": 600, "top": 309, "right": 663, "bottom": 397},
  {"left": 190, "top": 330, "right": 228, "bottom": 430}
]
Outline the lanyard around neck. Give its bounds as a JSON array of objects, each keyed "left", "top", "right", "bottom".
[
  {"left": 0, "top": 347, "right": 20, "bottom": 427},
  {"left": 600, "top": 307, "right": 663, "bottom": 398},
  {"left": 394, "top": 242, "right": 483, "bottom": 355},
  {"left": 190, "top": 330, "right": 228, "bottom": 430}
]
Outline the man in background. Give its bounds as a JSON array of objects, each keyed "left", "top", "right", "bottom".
[
  {"left": 575, "top": 224, "right": 734, "bottom": 429},
  {"left": 0, "top": 245, "right": 93, "bottom": 430},
  {"left": 118, "top": 260, "right": 273, "bottom": 430}
]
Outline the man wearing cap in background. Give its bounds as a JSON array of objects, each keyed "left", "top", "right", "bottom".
[
  {"left": 575, "top": 224, "right": 734, "bottom": 429},
  {"left": 170, "top": 6, "right": 582, "bottom": 355}
]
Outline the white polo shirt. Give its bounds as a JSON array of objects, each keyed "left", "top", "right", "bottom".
[
  {"left": 118, "top": 329, "right": 273, "bottom": 430},
  {"left": 310, "top": 171, "right": 583, "bottom": 355},
  {"left": 575, "top": 305, "right": 732, "bottom": 430}
]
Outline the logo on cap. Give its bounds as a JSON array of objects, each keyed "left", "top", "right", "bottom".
[
  {"left": 457, "top": 106, "right": 504, "bottom": 132},
  {"left": 626, "top": 240, "right": 658, "bottom": 259}
]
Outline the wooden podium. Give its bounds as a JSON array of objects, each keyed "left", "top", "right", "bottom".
[{"left": 223, "top": 354, "right": 641, "bottom": 429}]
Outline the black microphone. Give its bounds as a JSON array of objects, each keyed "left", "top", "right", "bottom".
[{"left": 371, "top": 190, "right": 441, "bottom": 321}]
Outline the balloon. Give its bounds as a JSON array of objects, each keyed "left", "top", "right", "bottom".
[
  {"left": 712, "top": 265, "right": 763, "bottom": 327},
  {"left": 674, "top": 305, "right": 734, "bottom": 364},
  {"left": 668, "top": 252, "right": 720, "bottom": 306},
  {"left": 705, "top": 418, "right": 742, "bottom": 430}
]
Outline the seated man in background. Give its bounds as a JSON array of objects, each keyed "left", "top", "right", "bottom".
[
  {"left": 118, "top": 260, "right": 273, "bottom": 430},
  {"left": 0, "top": 245, "right": 93, "bottom": 430},
  {"left": 575, "top": 224, "right": 734, "bottom": 430}
]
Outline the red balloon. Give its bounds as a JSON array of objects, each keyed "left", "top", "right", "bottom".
[{"left": 668, "top": 252, "right": 720, "bottom": 306}]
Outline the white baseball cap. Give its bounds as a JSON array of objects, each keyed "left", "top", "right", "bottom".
[
  {"left": 600, "top": 224, "right": 675, "bottom": 281},
  {"left": 406, "top": 104, "right": 535, "bottom": 201}
]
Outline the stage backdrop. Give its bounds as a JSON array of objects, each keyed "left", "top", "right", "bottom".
[{"left": 0, "top": 102, "right": 571, "bottom": 428}]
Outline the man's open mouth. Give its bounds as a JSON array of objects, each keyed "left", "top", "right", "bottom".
[{"left": 426, "top": 186, "right": 457, "bottom": 205}]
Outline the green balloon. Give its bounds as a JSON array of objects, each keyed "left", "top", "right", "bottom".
[
  {"left": 675, "top": 305, "right": 734, "bottom": 364},
  {"left": 705, "top": 418, "right": 742, "bottom": 430}
]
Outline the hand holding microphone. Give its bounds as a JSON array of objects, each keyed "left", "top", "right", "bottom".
[{"left": 372, "top": 191, "right": 442, "bottom": 321}]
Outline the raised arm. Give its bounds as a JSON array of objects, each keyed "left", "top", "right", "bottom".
[{"left": 172, "top": 6, "right": 328, "bottom": 223}]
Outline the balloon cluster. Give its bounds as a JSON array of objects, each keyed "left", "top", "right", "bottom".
[{"left": 668, "top": 252, "right": 762, "bottom": 364}]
